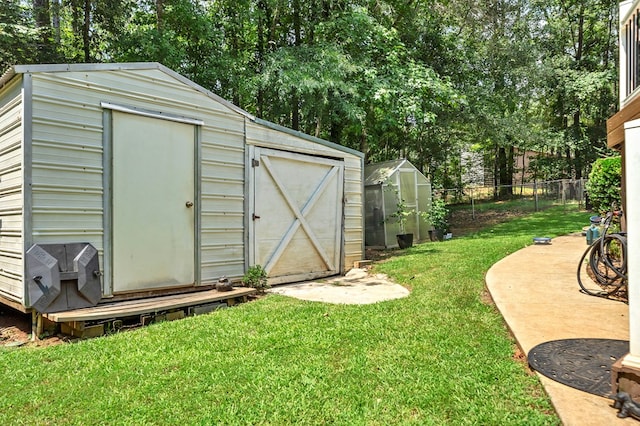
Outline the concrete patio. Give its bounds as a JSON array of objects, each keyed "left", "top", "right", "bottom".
[{"left": 486, "top": 233, "right": 634, "bottom": 425}]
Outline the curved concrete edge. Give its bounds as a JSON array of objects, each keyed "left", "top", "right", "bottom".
[{"left": 485, "top": 233, "right": 634, "bottom": 425}]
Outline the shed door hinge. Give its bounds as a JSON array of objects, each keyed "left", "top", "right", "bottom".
[{"left": 252, "top": 159, "right": 260, "bottom": 167}]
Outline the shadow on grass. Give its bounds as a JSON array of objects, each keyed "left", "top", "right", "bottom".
[{"left": 366, "top": 243, "right": 442, "bottom": 261}]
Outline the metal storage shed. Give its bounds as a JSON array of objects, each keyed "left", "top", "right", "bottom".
[
  {"left": 364, "top": 159, "right": 432, "bottom": 248},
  {"left": 0, "top": 62, "right": 364, "bottom": 316}
]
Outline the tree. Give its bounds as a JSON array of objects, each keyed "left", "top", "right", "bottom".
[
  {"left": 0, "top": 0, "right": 621, "bottom": 193},
  {"left": 0, "top": 1, "right": 55, "bottom": 70},
  {"left": 53, "top": 0, "right": 133, "bottom": 63},
  {"left": 534, "top": 0, "right": 618, "bottom": 179}
]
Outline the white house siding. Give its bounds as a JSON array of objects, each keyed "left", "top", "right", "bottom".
[
  {"left": 245, "top": 121, "right": 364, "bottom": 272},
  {"left": 28, "top": 67, "right": 247, "bottom": 288},
  {"left": 0, "top": 77, "right": 24, "bottom": 301}
]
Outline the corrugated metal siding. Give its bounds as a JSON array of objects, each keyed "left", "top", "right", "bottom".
[
  {"left": 29, "top": 69, "right": 246, "bottom": 285},
  {"left": 343, "top": 157, "right": 364, "bottom": 270},
  {"left": 200, "top": 127, "right": 245, "bottom": 280},
  {"left": 245, "top": 121, "right": 364, "bottom": 272},
  {"left": 30, "top": 76, "right": 105, "bottom": 259},
  {"left": 0, "top": 78, "right": 24, "bottom": 300}
]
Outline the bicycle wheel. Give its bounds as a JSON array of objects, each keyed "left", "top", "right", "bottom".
[
  {"left": 590, "top": 234, "right": 627, "bottom": 295},
  {"left": 599, "top": 233, "right": 627, "bottom": 281},
  {"left": 578, "top": 236, "right": 627, "bottom": 296},
  {"left": 577, "top": 242, "right": 610, "bottom": 296}
]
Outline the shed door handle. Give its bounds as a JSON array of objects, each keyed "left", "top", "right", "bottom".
[{"left": 186, "top": 201, "right": 194, "bottom": 208}]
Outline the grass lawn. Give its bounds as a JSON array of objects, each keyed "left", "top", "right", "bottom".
[{"left": 0, "top": 205, "right": 589, "bottom": 425}]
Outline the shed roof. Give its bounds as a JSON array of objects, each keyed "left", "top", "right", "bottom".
[{"left": 0, "top": 62, "right": 363, "bottom": 159}]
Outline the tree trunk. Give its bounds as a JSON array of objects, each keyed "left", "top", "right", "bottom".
[
  {"left": 506, "top": 145, "right": 514, "bottom": 185},
  {"left": 156, "top": 0, "right": 164, "bottom": 32},
  {"left": 255, "top": 0, "right": 270, "bottom": 117},
  {"left": 83, "top": 0, "right": 90, "bottom": 62},
  {"left": 497, "top": 146, "right": 512, "bottom": 199},
  {"left": 493, "top": 144, "right": 499, "bottom": 200},
  {"left": 33, "top": 0, "right": 54, "bottom": 59},
  {"left": 290, "top": 0, "right": 301, "bottom": 130},
  {"left": 291, "top": 92, "right": 299, "bottom": 130},
  {"left": 293, "top": 0, "right": 301, "bottom": 45},
  {"left": 315, "top": 108, "right": 322, "bottom": 138},
  {"left": 360, "top": 106, "right": 373, "bottom": 160},
  {"left": 359, "top": 124, "right": 368, "bottom": 161},
  {"left": 51, "top": 0, "right": 60, "bottom": 44},
  {"left": 33, "top": 0, "right": 50, "bottom": 28}
]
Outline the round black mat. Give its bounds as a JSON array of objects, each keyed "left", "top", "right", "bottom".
[{"left": 528, "top": 338, "right": 629, "bottom": 397}]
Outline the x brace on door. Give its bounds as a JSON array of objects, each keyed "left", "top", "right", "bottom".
[{"left": 260, "top": 155, "right": 339, "bottom": 274}]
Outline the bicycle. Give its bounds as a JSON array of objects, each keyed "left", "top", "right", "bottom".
[{"left": 576, "top": 209, "right": 628, "bottom": 299}]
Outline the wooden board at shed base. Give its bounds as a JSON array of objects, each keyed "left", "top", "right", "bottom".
[{"left": 43, "top": 287, "right": 256, "bottom": 323}]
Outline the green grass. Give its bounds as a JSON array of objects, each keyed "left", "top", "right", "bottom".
[{"left": 0, "top": 205, "right": 589, "bottom": 425}]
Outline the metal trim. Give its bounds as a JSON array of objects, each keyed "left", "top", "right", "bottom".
[
  {"left": 194, "top": 125, "right": 202, "bottom": 286},
  {"left": 253, "top": 117, "right": 364, "bottom": 159},
  {"left": 244, "top": 118, "right": 252, "bottom": 271},
  {"left": 102, "top": 108, "right": 113, "bottom": 297},
  {"left": 358, "top": 156, "right": 365, "bottom": 270},
  {"left": 251, "top": 146, "right": 345, "bottom": 277},
  {"left": 100, "top": 102, "right": 204, "bottom": 126},
  {"left": 107, "top": 110, "right": 198, "bottom": 292},
  {"left": 22, "top": 73, "right": 33, "bottom": 306},
  {"left": 13, "top": 62, "right": 159, "bottom": 74}
]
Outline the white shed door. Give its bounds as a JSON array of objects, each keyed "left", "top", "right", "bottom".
[
  {"left": 112, "top": 112, "right": 195, "bottom": 292},
  {"left": 251, "top": 147, "right": 344, "bottom": 283}
]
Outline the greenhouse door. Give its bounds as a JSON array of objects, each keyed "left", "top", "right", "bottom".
[
  {"left": 250, "top": 147, "right": 344, "bottom": 284},
  {"left": 111, "top": 111, "right": 196, "bottom": 293}
]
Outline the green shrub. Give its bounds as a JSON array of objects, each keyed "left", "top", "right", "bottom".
[
  {"left": 585, "top": 156, "right": 621, "bottom": 214},
  {"left": 242, "top": 265, "right": 269, "bottom": 293},
  {"left": 421, "top": 198, "right": 449, "bottom": 230}
]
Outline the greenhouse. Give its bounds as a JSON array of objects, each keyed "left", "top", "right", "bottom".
[{"left": 364, "top": 159, "right": 432, "bottom": 248}]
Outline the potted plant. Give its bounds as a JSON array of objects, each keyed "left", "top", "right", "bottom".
[
  {"left": 422, "top": 198, "right": 449, "bottom": 242},
  {"left": 389, "top": 198, "right": 415, "bottom": 249}
]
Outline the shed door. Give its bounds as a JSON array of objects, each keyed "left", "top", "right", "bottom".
[
  {"left": 250, "top": 147, "right": 344, "bottom": 284},
  {"left": 112, "top": 111, "right": 195, "bottom": 292}
]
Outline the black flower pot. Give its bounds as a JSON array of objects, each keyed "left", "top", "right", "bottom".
[
  {"left": 396, "top": 233, "right": 413, "bottom": 249},
  {"left": 429, "top": 229, "right": 444, "bottom": 242}
]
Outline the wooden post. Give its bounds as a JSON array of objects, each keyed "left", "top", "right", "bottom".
[{"left": 31, "top": 311, "right": 41, "bottom": 341}]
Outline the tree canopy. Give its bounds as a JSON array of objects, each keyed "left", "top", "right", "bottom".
[{"left": 1, "top": 0, "right": 619, "bottom": 192}]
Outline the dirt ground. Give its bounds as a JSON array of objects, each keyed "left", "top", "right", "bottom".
[
  {"left": 0, "top": 308, "right": 31, "bottom": 347},
  {"left": 0, "top": 307, "right": 67, "bottom": 348},
  {"left": 447, "top": 207, "right": 530, "bottom": 236}
]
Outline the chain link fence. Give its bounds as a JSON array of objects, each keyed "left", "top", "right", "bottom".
[{"left": 437, "top": 179, "right": 587, "bottom": 219}]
